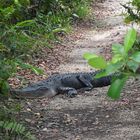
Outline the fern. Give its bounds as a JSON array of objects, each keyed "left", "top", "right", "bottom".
[{"left": 0, "top": 121, "right": 36, "bottom": 140}]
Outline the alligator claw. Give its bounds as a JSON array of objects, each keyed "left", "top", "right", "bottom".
[{"left": 66, "top": 90, "right": 77, "bottom": 98}]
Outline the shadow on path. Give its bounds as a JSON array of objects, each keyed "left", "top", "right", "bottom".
[{"left": 22, "top": 0, "right": 140, "bottom": 139}]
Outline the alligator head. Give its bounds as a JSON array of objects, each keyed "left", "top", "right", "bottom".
[{"left": 10, "top": 86, "right": 57, "bottom": 98}]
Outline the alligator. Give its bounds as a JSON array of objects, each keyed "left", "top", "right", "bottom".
[{"left": 10, "top": 70, "right": 115, "bottom": 98}]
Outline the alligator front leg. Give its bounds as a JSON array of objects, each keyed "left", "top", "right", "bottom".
[
  {"left": 77, "top": 75, "right": 93, "bottom": 91},
  {"left": 59, "top": 87, "right": 78, "bottom": 98}
]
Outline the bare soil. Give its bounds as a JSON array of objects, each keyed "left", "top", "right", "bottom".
[{"left": 17, "top": 0, "right": 140, "bottom": 139}]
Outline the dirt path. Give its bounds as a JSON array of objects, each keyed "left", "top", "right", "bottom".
[{"left": 21, "top": 0, "right": 140, "bottom": 139}]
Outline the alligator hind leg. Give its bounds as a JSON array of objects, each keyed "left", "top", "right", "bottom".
[
  {"left": 77, "top": 75, "right": 93, "bottom": 91},
  {"left": 59, "top": 87, "right": 78, "bottom": 98}
]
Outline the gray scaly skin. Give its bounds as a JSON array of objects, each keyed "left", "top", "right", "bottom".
[{"left": 10, "top": 70, "right": 113, "bottom": 98}]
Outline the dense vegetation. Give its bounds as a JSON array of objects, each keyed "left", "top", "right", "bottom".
[{"left": 0, "top": 0, "right": 91, "bottom": 139}]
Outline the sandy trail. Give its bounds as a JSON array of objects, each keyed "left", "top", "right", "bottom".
[{"left": 21, "top": 0, "right": 140, "bottom": 139}]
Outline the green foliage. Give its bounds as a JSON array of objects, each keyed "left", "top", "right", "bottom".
[
  {"left": 88, "top": 56, "right": 107, "bottom": 69},
  {"left": 0, "top": 121, "right": 36, "bottom": 140},
  {"left": 122, "top": 0, "right": 140, "bottom": 23},
  {"left": 84, "top": 28, "right": 140, "bottom": 99},
  {"left": 107, "top": 77, "right": 128, "bottom": 99},
  {"left": 0, "top": 0, "right": 92, "bottom": 58},
  {"left": 124, "top": 28, "right": 137, "bottom": 52},
  {"left": 84, "top": 53, "right": 98, "bottom": 60},
  {"left": 70, "top": 0, "right": 91, "bottom": 19},
  {"left": 0, "top": 101, "right": 36, "bottom": 140}
]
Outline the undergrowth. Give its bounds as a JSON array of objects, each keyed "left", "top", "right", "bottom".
[
  {"left": 0, "top": 0, "right": 92, "bottom": 139},
  {"left": 0, "top": 99, "right": 36, "bottom": 140}
]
